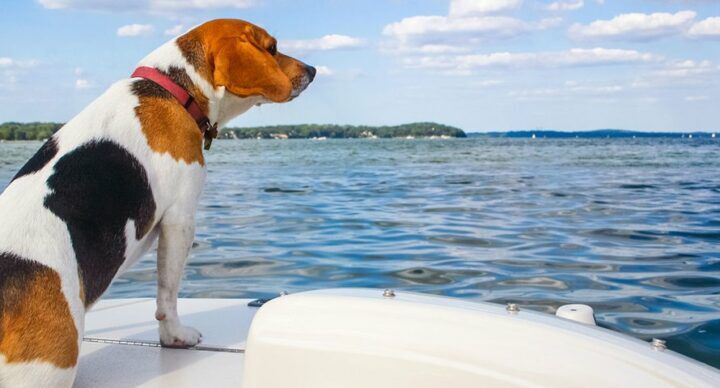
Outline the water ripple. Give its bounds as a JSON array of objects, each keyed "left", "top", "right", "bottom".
[{"left": 2, "top": 138, "right": 719, "bottom": 367}]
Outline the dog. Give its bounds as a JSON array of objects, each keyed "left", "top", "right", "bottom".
[{"left": 0, "top": 19, "right": 315, "bottom": 387}]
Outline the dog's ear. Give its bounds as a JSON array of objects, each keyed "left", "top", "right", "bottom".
[{"left": 213, "top": 37, "right": 293, "bottom": 103}]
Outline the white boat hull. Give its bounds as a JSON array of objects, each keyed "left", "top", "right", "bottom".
[{"left": 76, "top": 289, "right": 720, "bottom": 387}]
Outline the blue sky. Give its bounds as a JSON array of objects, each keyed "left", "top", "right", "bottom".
[{"left": 1, "top": 0, "right": 718, "bottom": 132}]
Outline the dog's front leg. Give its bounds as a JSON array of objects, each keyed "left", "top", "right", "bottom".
[{"left": 156, "top": 220, "right": 202, "bottom": 347}]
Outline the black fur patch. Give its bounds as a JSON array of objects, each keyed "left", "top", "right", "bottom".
[
  {"left": 0, "top": 252, "right": 47, "bottom": 320},
  {"left": 44, "top": 140, "right": 156, "bottom": 306},
  {"left": 11, "top": 137, "right": 59, "bottom": 182}
]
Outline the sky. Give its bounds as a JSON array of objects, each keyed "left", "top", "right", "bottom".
[{"left": 0, "top": 0, "right": 719, "bottom": 132}]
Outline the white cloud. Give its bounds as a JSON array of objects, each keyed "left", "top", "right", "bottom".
[
  {"left": 315, "top": 66, "right": 334, "bottom": 76},
  {"left": 546, "top": 0, "right": 584, "bottom": 11},
  {"left": 570, "top": 11, "right": 697, "bottom": 40},
  {"left": 382, "top": 15, "right": 561, "bottom": 49},
  {"left": 0, "top": 57, "right": 38, "bottom": 68},
  {"left": 75, "top": 78, "right": 91, "bottom": 89},
  {"left": 405, "top": 48, "right": 658, "bottom": 72},
  {"left": 283, "top": 35, "right": 365, "bottom": 53},
  {"left": 74, "top": 67, "right": 93, "bottom": 89},
  {"left": 38, "top": 0, "right": 255, "bottom": 11},
  {"left": 449, "top": 0, "right": 522, "bottom": 17},
  {"left": 653, "top": 60, "right": 718, "bottom": 78},
  {"left": 509, "top": 83, "right": 624, "bottom": 100},
  {"left": 150, "top": 0, "right": 255, "bottom": 10},
  {"left": 384, "top": 15, "right": 531, "bottom": 41},
  {"left": 688, "top": 17, "right": 720, "bottom": 38},
  {"left": 164, "top": 24, "right": 184, "bottom": 36},
  {"left": 117, "top": 24, "right": 154, "bottom": 37},
  {"left": 630, "top": 59, "right": 720, "bottom": 90}
]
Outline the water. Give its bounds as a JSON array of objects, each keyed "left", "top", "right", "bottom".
[{"left": 1, "top": 138, "right": 719, "bottom": 367}]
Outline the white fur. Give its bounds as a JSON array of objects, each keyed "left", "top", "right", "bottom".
[{"left": 0, "top": 37, "right": 281, "bottom": 387}]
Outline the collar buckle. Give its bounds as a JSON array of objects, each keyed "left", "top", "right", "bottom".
[{"left": 202, "top": 121, "right": 219, "bottom": 151}]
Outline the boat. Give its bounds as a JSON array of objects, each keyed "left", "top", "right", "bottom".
[{"left": 76, "top": 288, "right": 720, "bottom": 387}]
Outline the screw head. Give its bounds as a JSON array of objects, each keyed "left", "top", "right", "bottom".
[
  {"left": 506, "top": 303, "right": 520, "bottom": 313},
  {"left": 651, "top": 338, "right": 667, "bottom": 351},
  {"left": 383, "top": 289, "right": 396, "bottom": 298}
]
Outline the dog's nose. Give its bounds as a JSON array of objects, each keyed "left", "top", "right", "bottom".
[{"left": 306, "top": 65, "right": 316, "bottom": 82}]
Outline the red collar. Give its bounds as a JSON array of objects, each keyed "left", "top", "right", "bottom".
[{"left": 131, "top": 66, "right": 218, "bottom": 150}]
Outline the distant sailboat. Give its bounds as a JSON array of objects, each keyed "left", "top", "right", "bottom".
[
  {"left": 532, "top": 133, "right": 536, "bottom": 139},
  {"left": 689, "top": 134, "right": 693, "bottom": 139}
]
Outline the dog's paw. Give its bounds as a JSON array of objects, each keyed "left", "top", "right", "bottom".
[{"left": 159, "top": 322, "right": 202, "bottom": 348}]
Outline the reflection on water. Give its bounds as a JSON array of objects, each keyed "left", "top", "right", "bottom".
[{"left": 1, "top": 138, "right": 719, "bottom": 367}]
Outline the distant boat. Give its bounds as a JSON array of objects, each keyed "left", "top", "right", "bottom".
[
  {"left": 689, "top": 134, "right": 693, "bottom": 139},
  {"left": 532, "top": 134, "right": 536, "bottom": 139},
  {"left": 713, "top": 133, "right": 717, "bottom": 138}
]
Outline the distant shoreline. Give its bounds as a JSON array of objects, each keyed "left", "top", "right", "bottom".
[
  {"left": 0, "top": 122, "right": 466, "bottom": 141},
  {"left": 469, "top": 129, "right": 718, "bottom": 139},
  {"left": 1, "top": 122, "right": 717, "bottom": 141}
]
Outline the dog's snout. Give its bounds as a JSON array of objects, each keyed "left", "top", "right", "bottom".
[{"left": 306, "top": 65, "right": 316, "bottom": 82}]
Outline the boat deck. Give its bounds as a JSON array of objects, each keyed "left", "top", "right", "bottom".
[{"left": 75, "top": 298, "right": 257, "bottom": 388}]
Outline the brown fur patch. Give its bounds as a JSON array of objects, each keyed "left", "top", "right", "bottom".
[
  {"left": 177, "top": 31, "right": 212, "bottom": 84},
  {"left": 135, "top": 95, "right": 205, "bottom": 165},
  {"left": 0, "top": 253, "right": 78, "bottom": 369}
]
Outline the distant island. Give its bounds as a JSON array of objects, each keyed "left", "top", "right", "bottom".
[
  {"left": 0, "top": 122, "right": 466, "bottom": 140},
  {"left": 2, "top": 122, "right": 716, "bottom": 141},
  {"left": 221, "top": 123, "right": 466, "bottom": 139},
  {"left": 469, "top": 129, "right": 717, "bottom": 139}
]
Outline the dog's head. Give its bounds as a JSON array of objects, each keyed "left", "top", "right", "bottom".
[{"left": 179, "top": 19, "right": 315, "bottom": 103}]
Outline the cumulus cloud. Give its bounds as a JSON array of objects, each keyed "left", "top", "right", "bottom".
[
  {"left": 653, "top": 59, "right": 718, "bottom": 78},
  {"left": 38, "top": 0, "right": 255, "bottom": 11},
  {"left": 315, "top": 66, "right": 334, "bottom": 76},
  {"left": 164, "top": 24, "right": 184, "bottom": 36},
  {"left": 385, "top": 15, "right": 530, "bottom": 41},
  {"left": 0, "top": 57, "right": 38, "bottom": 68},
  {"left": 282, "top": 35, "right": 365, "bottom": 54},
  {"left": 546, "top": 0, "right": 584, "bottom": 11},
  {"left": 383, "top": 0, "right": 560, "bottom": 56},
  {"left": 383, "top": 15, "right": 562, "bottom": 50},
  {"left": 75, "top": 78, "right": 91, "bottom": 89},
  {"left": 570, "top": 11, "right": 697, "bottom": 40},
  {"left": 509, "top": 82, "right": 624, "bottom": 100},
  {"left": 117, "top": 24, "right": 154, "bottom": 37},
  {"left": 449, "top": 0, "right": 522, "bottom": 17},
  {"left": 74, "top": 67, "right": 92, "bottom": 89},
  {"left": 688, "top": 17, "right": 720, "bottom": 38},
  {"left": 405, "top": 48, "right": 658, "bottom": 72}
]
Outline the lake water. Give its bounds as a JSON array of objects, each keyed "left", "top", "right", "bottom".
[{"left": 1, "top": 138, "right": 719, "bottom": 367}]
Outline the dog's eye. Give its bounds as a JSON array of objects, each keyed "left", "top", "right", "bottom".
[{"left": 267, "top": 43, "right": 277, "bottom": 56}]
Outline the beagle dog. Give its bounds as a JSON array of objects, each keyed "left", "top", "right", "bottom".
[{"left": 0, "top": 19, "right": 315, "bottom": 387}]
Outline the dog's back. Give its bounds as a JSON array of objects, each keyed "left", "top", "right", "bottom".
[{"left": 0, "top": 80, "right": 162, "bottom": 387}]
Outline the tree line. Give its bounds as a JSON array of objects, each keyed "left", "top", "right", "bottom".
[
  {"left": 0, "top": 122, "right": 466, "bottom": 140},
  {"left": 0, "top": 122, "right": 63, "bottom": 140},
  {"left": 221, "top": 122, "right": 466, "bottom": 139}
]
